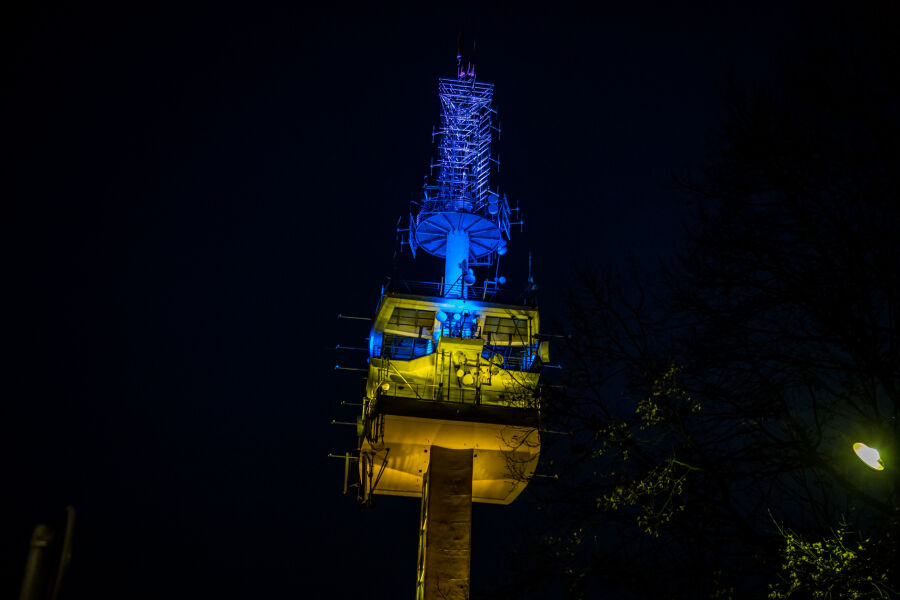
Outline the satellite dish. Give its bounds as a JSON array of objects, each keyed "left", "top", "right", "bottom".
[
  {"left": 461, "top": 373, "right": 475, "bottom": 385},
  {"left": 456, "top": 368, "right": 465, "bottom": 378},
  {"left": 491, "top": 353, "right": 504, "bottom": 366},
  {"left": 539, "top": 341, "right": 550, "bottom": 362}
]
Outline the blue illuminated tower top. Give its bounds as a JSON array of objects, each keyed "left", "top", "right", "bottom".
[{"left": 409, "top": 54, "right": 512, "bottom": 299}]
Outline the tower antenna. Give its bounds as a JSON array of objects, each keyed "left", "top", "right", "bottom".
[
  {"left": 340, "top": 45, "right": 550, "bottom": 600},
  {"left": 409, "top": 43, "right": 507, "bottom": 298}
]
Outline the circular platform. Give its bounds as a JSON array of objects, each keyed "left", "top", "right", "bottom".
[{"left": 413, "top": 211, "right": 503, "bottom": 260}]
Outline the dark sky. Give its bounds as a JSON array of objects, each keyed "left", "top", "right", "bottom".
[{"left": 3, "top": 2, "right": 828, "bottom": 598}]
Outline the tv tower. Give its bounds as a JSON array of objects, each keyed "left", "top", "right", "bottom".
[{"left": 341, "top": 41, "right": 547, "bottom": 600}]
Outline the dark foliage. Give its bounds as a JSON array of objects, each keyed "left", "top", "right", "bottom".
[{"left": 496, "top": 10, "right": 900, "bottom": 599}]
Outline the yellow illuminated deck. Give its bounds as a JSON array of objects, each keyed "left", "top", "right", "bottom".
[{"left": 359, "top": 292, "right": 543, "bottom": 505}]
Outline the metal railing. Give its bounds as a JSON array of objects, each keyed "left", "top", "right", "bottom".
[{"left": 386, "top": 279, "right": 532, "bottom": 305}]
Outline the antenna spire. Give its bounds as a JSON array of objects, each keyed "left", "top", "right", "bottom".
[
  {"left": 456, "top": 31, "right": 474, "bottom": 79},
  {"left": 407, "top": 52, "right": 512, "bottom": 298}
]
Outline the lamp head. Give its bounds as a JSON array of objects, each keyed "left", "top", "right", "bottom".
[{"left": 853, "top": 442, "right": 885, "bottom": 471}]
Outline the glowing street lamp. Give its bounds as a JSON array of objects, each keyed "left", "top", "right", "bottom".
[{"left": 852, "top": 442, "right": 885, "bottom": 471}]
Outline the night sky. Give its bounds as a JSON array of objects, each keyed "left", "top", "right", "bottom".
[{"left": 4, "top": 3, "right": 831, "bottom": 598}]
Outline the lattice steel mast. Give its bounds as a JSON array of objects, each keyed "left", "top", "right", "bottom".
[{"left": 410, "top": 45, "right": 511, "bottom": 299}]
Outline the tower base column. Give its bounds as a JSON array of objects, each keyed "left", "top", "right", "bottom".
[{"left": 416, "top": 446, "right": 473, "bottom": 600}]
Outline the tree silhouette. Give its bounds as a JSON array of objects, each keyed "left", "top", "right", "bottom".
[{"left": 496, "top": 11, "right": 900, "bottom": 599}]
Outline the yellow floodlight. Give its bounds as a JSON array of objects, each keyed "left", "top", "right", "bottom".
[{"left": 852, "top": 442, "right": 885, "bottom": 471}]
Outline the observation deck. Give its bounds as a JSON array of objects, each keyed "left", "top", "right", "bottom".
[{"left": 358, "top": 292, "right": 546, "bottom": 505}]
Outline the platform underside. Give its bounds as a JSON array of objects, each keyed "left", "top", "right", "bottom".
[
  {"left": 361, "top": 414, "right": 540, "bottom": 505},
  {"left": 413, "top": 212, "right": 502, "bottom": 259}
]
